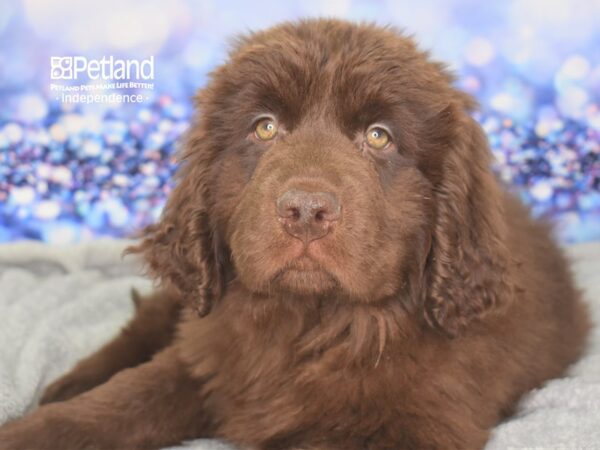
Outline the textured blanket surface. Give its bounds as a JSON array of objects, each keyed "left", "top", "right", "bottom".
[{"left": 0, "top": 239, "right": 598, "bottom": 449}]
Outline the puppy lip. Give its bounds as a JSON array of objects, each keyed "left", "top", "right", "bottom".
[
  {"left": 271, "top": 257, "right": 340, "bottom": 295},
  {"left": 285, "top": 255, "right": 322, "bottom": 272},
  {"left": 272, "top": 255, "right": 330, "bottom": 281}
]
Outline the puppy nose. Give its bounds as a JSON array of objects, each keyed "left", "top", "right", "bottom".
[{"left": 276, "top": 189, "right": 341, "bottom": 242}]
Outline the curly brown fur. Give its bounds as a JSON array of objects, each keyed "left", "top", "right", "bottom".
[{"left": 0, "top": 19, "right": 590, "bottom": 450}]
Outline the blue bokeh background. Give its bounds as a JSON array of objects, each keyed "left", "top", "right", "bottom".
[{"left": 0, "top": 0, "right": 599, "bottom": 243}]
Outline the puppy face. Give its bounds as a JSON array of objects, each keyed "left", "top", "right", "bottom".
[
  {"left": 132, "top": 20, "right": 511, "bottom": 333},
  {"left": 202, "top": 22, "right": 458, "bottom": 303}
]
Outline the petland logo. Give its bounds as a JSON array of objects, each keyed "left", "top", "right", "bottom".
[
  {"left": 49, "top": 56, "right": 155, "bottom": 104},
  {"left": 50, "top": 56, "right": 154, "bottom": 80}
]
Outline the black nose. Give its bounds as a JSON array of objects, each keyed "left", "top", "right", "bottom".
[{"left": 276, "top": 189, "right": 341, "bottom": 243}]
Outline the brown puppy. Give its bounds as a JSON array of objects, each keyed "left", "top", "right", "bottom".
[{"left": 0, "top": 19, "right": 590, "bottom": 450}]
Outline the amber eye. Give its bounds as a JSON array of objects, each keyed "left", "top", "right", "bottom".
[
  {"left": 366, "top": 126, "right": 390, "bottom": 150},
  {"left": 254, "top": 117, "right": 278, "bottom": 141}
]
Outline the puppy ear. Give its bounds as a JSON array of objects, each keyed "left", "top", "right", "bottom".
[
  {"left": 125, "top": 132, "right": 223, "bottom": 316},
  {"left": 423, "top": 105, "right": 515, "bottom": 336}
]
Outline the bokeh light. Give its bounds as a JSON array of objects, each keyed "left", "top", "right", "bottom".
[{"left": 0, "top": 0, "right": 599, "bottom": 243}]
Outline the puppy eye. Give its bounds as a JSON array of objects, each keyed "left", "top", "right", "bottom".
[
  {"left": 254, "top": 117, "right": 278, "bottom": 141},
  {"left": 365, "top": 126, "right": 390, "bottom": 150}
]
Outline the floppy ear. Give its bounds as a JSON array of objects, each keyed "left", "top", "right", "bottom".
[
  {"left": 423, "top": 105, "right": 515, "bottom": 336},
  {"left": 125, "top": 128, "right": 224, "bottom": 317}
]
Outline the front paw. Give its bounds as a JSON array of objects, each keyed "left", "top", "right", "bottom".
[
  {"left": 0, "top": 408, "right": 103, "bottom": 450},
  {"left": 0, "top": 412, "right": 57, "bottom": 450}
]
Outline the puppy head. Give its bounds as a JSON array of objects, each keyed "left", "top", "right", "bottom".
[{"left": 128, "top": 19, "right": 512, "bottom": 334}]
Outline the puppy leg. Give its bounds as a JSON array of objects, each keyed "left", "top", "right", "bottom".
[
  {"left": 0, "top": 347, "right": 210, "bottom": 450},
  {"left": 40, "top": 288, "right": 182, "bottom": 404}
]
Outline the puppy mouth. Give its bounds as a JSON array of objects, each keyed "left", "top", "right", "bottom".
[
  {"left": 272, "top": 255, "right": 339, "bottom": 294},
  {"left": 282, "top": 255, "right": 322, "bottom": 271}
]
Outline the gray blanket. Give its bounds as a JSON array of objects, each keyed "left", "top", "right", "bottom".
[{"left": 1, "top": 240, "right": 599, "bottom": 449}]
